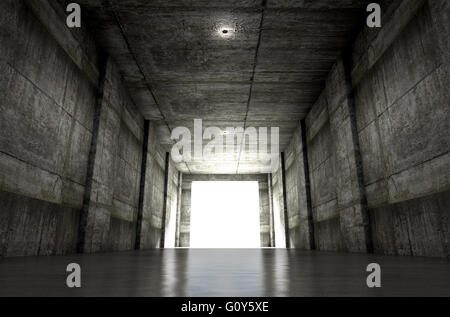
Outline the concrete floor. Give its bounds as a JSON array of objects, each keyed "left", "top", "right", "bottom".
[{"left": 0, "top": 249, "right": 449, "bottom": 297}]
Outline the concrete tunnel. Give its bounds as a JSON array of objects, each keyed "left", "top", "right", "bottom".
[{"left": 0, "top": 0, "right": 449, "bottom": 298}]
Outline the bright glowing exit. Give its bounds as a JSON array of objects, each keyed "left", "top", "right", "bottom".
[{"left": 190, "top": 181, "right": 260, "bottom": 248}]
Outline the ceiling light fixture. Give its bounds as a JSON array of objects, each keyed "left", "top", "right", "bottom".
[{"left": 217, "top": 25, "right": 234, "bottom": 38}]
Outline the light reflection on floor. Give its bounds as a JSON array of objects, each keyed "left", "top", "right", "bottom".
[{"left": 0, "top": 249, "right": 449, "bottom": 296}]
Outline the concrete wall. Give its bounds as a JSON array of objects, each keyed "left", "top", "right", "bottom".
[
  {"left": 305, "top": 92, "right": 343, "bottom": 252},
  {"left": 179, "top": 182, "right": 192, "bottom": 247},
  {"left": 271, "top": 159, "right": 286, "bottom": 247},
  {"left": 138, "top": 124, "right": 168, "bottom": 249},
  {"left": 0, "top": 0, "right": 97, "bottom": 257},
  {"left": 0, "top": 0, "right": 173, "bottom": 257},
  {"left": 84, "top": 60, "right": 144, "bottom": 253},
  {"left": 298, "top": 0, "right": 450, "bottom": 257},
  {"left": 352, "top": 0, "right": 450, "bottom": 257},
  {"left": 163, "top": 156, "right": 180, "bottom": 247},
  {"left": 284, "top": 127, "right": 313, "bottom": 249},
  {"left": 258, "top": 178, "right": 271, "bottom": 247}
]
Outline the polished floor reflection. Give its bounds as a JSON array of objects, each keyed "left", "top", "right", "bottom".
[{"left": 0, "top": 249, "right": 449, "bottom": 296}]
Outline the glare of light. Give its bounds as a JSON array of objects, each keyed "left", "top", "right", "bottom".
[
  {"left": 165, "top": 196, "right": 178, "bottom": 248},
  {"left": 217, "top": 25, "right": 234, "bottom": 38},
  {"left": 273, "top": 197, "right": 286, "bottom": 248},
  {"left": 190, "top": 181, "right": 260, "bottom": 248}
]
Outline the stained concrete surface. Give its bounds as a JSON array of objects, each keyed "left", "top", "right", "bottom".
[
  {"left": 75, "top": 0, "right": 384, "bottom": 174},
  {"left": 1, "top": 0, "right": 449, "bottom": 262},
  {"left": 0, "top": 249, "right": 449, "bottom": 297}
]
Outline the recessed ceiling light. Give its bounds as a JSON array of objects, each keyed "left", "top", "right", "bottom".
[{"left": 218, "top": 25, "right": 234, "bottom": 38}]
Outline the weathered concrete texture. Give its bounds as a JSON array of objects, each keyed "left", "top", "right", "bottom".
[
  {"left": 428, "top": 0, "right": 450, "bottom": 64},
  {"left": 351, "top": 1, "right": 450, "bottom": 257},
  {"left": 0, "top": 0, "right": 172, "bottom": 257},
  {"left": 0, "top": 191, "right": 79, "bottom": 257},
  {"left": 283, "top": 125, "right": 313, "bottom": 249},
  {"left": 355, "top": 2, "right": 449, "bottom": 205},
  {"left": 163, "top": 155, "right": 180, "bottom": 247},
  {"left": 139, "top": 123, "right": 168, "bottom": 249},
  {"left": 267, "top": 174, "right": 275, "bottom": 247},
  {"left": 300, "top": 0, "right": 449, "bottom": 257},
  {"left": 351, "top": 0, "right": 427, "bottom": 86},
  {"left": 110, "top": 95, "right": 144, "bottom": 251},
  {"left": 258, "top": 180, "right": 270, "bottom": 247},
  {"left": 1, "top": 0, "right": 448, "bottom": 259},
  {"left": 271, "top": 158, "right": 286, "bottom": 246},
  {"left": 23, "top": 0, "right": 100, "bottom": 85},
  {"left": 326, "top": 57, "right": 371, "bottom": 253},
  {"left": 305, "top": 92, "right": 341, "bottom": 251},
  {"left": 0, "top": 1, "right": 96, "bottom": 257},
  {"left": 369, "top": 190, "right": 450, "bottom": 257},
  {"left": 179, "top": 186, "right": 192, "bottom": 248},
  {"left": 175, "top": 172, "right": 183, "bottom": 247},
  {"left": 82, "top": 59, "right": 145, "bottom": 253},
  {"left": 0, "top": 2, "right": 94, "bottom": 206},
  {"left": 75, "top": 0, "right": 375, "bottom": 174}
]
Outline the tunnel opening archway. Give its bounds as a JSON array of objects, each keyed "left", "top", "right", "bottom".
[{"left": 190, "top": 181, "right": 261, "bottom": 248}]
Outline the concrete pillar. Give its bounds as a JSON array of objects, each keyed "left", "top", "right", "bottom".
[
  {"left": 300, "top": 120, "right": 315, "bottom": 250},
  {"left": 77, "top": 53, "right": 109, "bottom": 254},
  {"left": 326, "top": 55, "right": 373, "bottom": 253},
  {"left": 267, "top": 173, "right": 275, "bottom": 247},
  {"left": 280, "top": 152, "right": 290, "bottom": 249},
  {"left": 258, "top": 179, "right": 271, "bottom": 247},
  {"left": 179, "top": 181, "right": 191, "bottom": 247},
  {"left": 283, "top": 124, "right": 316, "bottom": 250},
  {"left": 175, "top": 172, "right": 183, "bottom": 247},
  {"left": 135, "top": 120, "right": 150, "bottom": 250},
  {"left": 159, "top": 152, "right": 170, "bottom": 248},
  {"left": 76, "top": 54, "right": 137, "bottom": 254}
]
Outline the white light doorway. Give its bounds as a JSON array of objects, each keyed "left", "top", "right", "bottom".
[{"left": 190, "top": 181, "right": 260, "bottom": 248}]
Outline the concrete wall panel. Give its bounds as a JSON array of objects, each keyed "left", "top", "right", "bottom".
[
  {"left": 0, "top": 1, "right": 172, "bottom": 257},
  {"left": 300, "top": 0, "right": 449, "bottom": 257}
]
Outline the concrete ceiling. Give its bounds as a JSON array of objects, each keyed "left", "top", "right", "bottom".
[{"left": 78, "top": 0, "right": 372, "bottom": 174}]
